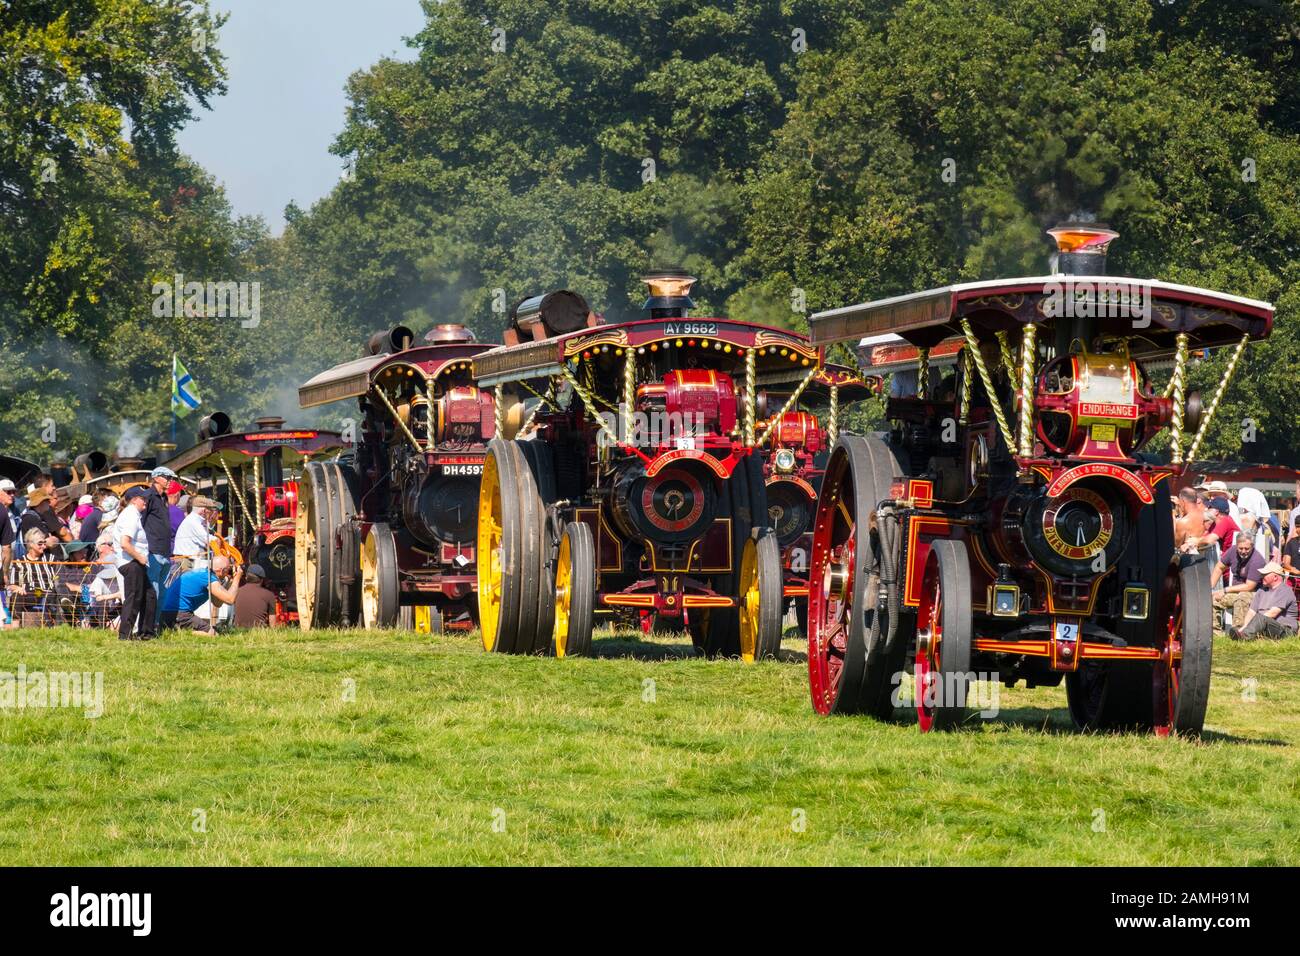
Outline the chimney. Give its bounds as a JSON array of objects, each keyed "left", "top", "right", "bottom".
[
  {"left": 254, "top": 416, "right": 285, "bottom": 430},
  {"left": 1047, "top": 222, "right": 1118, "bottom": 276},
  {"left": 641, "top": 270, "right": 696, "bottom": 319}
]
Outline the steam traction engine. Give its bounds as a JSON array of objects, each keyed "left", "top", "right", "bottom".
[
  {"left": 470, "top": 275, "right": 798, "bottom": 660},
  {"left": 806, "top": 225, "right": 1273, "bottom": 734},
  {"left": 296, "top": 324, "right": 497, "bottom": 632},
  {"left": 758, "top": 365, "right": 877, "bottom": 630}
]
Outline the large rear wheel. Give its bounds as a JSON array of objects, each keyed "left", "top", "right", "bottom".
[
  {"left": 477, "top": 439, "right": 526, "bottom": 653},
  {"left": 807, "top": 435, "right": 905, "bottom": 716},
  {"left": 294, "top": 460, "right": 358, "bottom": 630},
  {"left": 516, "top": 440, "right": 558, "bottom": 654}
]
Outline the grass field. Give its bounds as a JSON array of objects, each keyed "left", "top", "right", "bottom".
[{"left": 1, "top": 624, "right": 1297, "bottom": 865}]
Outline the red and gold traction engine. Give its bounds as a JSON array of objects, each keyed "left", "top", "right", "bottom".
[{"left": 805, "top": 224, "right": 1273, "bottom": 735}]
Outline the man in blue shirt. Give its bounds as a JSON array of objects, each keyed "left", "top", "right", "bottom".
[{"left": 163, "top": 555, "right": 242, "bottom": 632}]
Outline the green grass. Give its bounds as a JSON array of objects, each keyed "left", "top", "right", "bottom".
[{"left": 1, "top": 624, "right": 1297, "bottom": 865}]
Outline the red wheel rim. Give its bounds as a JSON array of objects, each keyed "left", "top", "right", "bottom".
[
  {"left": 1153, "top": 586, "right": 1183, "bottom": 737},
  {"left": 808, "top": 457, "right": 855, "bottom": 715},
  {"left": 914, "top": 560, "right": 942, "bottom": 732}
]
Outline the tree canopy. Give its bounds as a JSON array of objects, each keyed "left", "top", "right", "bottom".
[{"left": 3, "top": 0, "right": 1300, "bottom": 464}]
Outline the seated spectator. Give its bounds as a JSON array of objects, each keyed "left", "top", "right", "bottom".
[
  {"left": 69, "top": 494, "right": 94, "bottom": 539},
  {"left": 1282, "top": 529, "right": 1300, "bottom": 573},
  {"left": 1229, "top": 562, "right": 1298, "bottom": 640},
  {"left": 167, "top": 555, "right": 242, "bottom": 633},
  {"left": 7, "top": 528, "right": 60, "bottom": 621},
  {"left": 1211, "top": 533, "right": 1266, "bottom": 630},
  {"left": 87, "top": 540, "right": 124, "bottom": 628},
  {"left": 233, "top": 564, "right": 281, "bottom": 628},
  {"left": 49, "top": 540, "right": 96, "bottom": 624},
  {"left": 19, "top": 485, "right": 72, "bottom": 544}
]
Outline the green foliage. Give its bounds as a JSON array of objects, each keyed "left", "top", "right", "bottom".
[
  {"left": 0, "top": 0, "right": 237, "bottom": 460},
  {"left": 5, "top": 0, "right": 1300, "bottom": 469}
]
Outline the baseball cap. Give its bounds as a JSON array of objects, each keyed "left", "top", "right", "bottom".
[
  {"left": 1209, "top": 496, "right": 1231, "bottom": 514},
  {"left": 0, "top": 479, "right": 14, "bottom": 492},
  {"left": 166, "top": 480, "right": 183, "bottom": 495},
  {"left": 124, "top": 486, "right": 147, "bottom": 502},
  {"left": 1261, "top": 561, "right": 1285, "bottom": 576},
  {"left": 150, "top": 466, "right": 178, "bottom": 480}
]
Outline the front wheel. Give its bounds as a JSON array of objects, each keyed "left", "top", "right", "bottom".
[
  {"left": 553, "top": 521, "right": 595, "bottom": 657},
  {"left": 738, "top": 531, "right": 783, "bottom": 661},
  {"left": 1154, "top": 556, "right": 1214, "bottom": 736},
  {"left": 360, "top": 522, "right": 399, "bottom": 629},
  {"left": 914, "top": 539, "right": 973, "bottom": 732}
]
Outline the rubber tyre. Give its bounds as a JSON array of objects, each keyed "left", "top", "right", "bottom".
[
  {"left": 1153, "top": 555, "right": 1214, "bottom": 736},
  {"left": 477, "top": 438, "right": 526, "bottom": 653},
  {"left": 321, "top": 461, "right": 360, "bottom": 625},
  {"left": 689, "top": 452, "right": 767, "bottom": 657},
  {"left": 517, "top": 440, "right": 559, "bottom": 654},
  {"left": 914, "top": 538, "right": 974, "bottom": 732},
  {"left": 295, "top": 461, "right": 336, "bottom": 630},
  {"left": 553, "top": 521, "right": 595, "bottom": 657},
  {"left": 360, "top": 522, "right": 400, "bottom": 629},
  {"left": 807, "top": 435, "right": 905, "bottom": 716},
  {"left": 738, "top": 530, "right": 783, "bottom": 661}
]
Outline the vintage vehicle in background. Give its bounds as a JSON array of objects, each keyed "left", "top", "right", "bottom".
[
  {"left": 164, "top": 414, "right": 344, "bottom": 624},
  {"left": 0, "top": 454, "right": 41, "bottom": 491},
  {"left": 1176, "top": 461, "right": 1299, "bottom": 529},
  {"left": 53, "top": 449, "right": 197, "bottom": 523},
  {"left": 805, "top": 223, "right": 1273, "bottom": 735},
  {"left": 297, "top": 324, "right": 496, "bottom": 632},
  {"left": 471, "top": 273, "right": 803, "bottom": 661},
  {"left": 758, "top": 364, "right": 877, "bottom": 631}
]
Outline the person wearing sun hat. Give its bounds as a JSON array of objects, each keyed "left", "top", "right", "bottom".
[{"left": 1229, "top": 561, "right": 1298, "bottom": 641}]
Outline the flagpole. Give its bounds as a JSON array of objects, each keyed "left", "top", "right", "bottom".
[{"left": 171, "top": 353, "right": 177, "bottom": 445}]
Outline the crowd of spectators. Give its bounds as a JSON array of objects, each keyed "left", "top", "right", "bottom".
[
  {"left": 1, "top": 467, "right": 284, "bottom": 636},
  {"left": 1176, "top": 479, "right": 1298, "bottom": 641}
]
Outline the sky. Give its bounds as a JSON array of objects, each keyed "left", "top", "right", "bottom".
[{"left": 177, "top": 0, "right": 428, "bottom": 233}]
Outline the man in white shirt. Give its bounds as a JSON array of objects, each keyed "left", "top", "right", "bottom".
[
  {"left": 172, "top": 496, "right": 220, "bottom": 570},
  {"left": 115, "top": 488, "right": 156, "bottom": 640}
]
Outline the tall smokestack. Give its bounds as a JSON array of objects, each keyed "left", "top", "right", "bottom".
[
  {"left": 641, "top": 270, "right": 696, "bottom": 319},
  {"left": 1047, "top": 222, "right": 1118, "bottom": 276}
]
